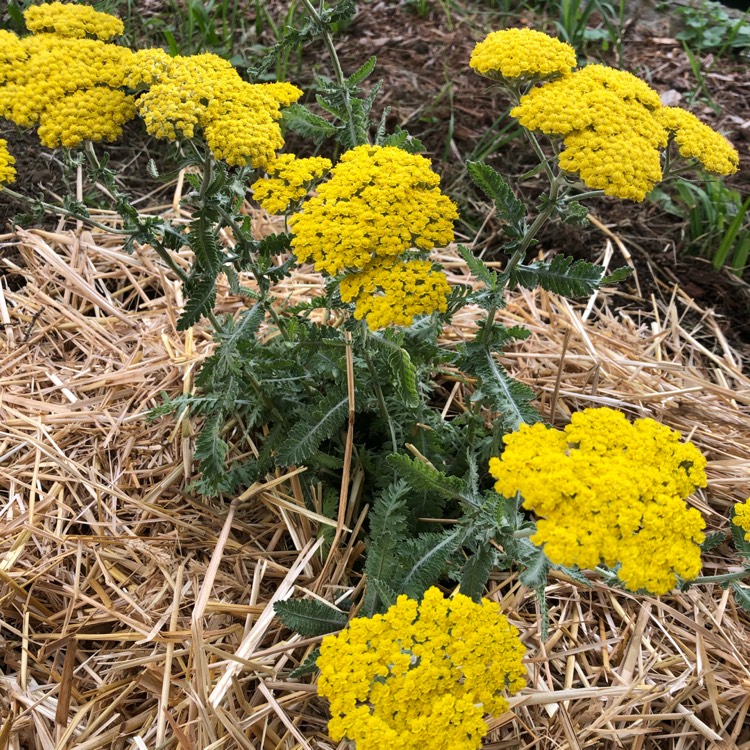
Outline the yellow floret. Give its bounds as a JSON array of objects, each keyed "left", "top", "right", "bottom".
[
  {"left": 733, "top": 500, "right": 750, "bottom": 543},
  {"left": 290, "top": 145, "right": 458, "bottom": 275},
  {"left": 317, "top": 587, "right": 526, "bottom": 750},
  {"left": 37, "top": 87, "right": 136, "bottom": 148},
  {"left": 470, "top": 28, "right": 576, "bottom": 81},
  {"left": 339, "top": 256, "right": 451, "bottom": 330},
  {"left": 658, "top": 106, "right": 739, "bottom": 176},
  {"left": 251, "top": 154, "right": 332, "bottom": 214},
  {"left": 24, "top": 2, "right": 124, "bottom": 41},
  {"left": 131, "top": 52, "right": 302, "bottom": 168},
  {"left": 489, "top": 407, "right": 707, "bottom": 595},
  {"left": 0, "top": 138, "right": 16, "bottom": 187},
  {"left": 511, "top": 65, "right": 667, "bottom": 201}
]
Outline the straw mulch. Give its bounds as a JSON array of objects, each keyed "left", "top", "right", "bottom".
[{"left": 1, "top": 201, "right": 749, "bottom": 750}]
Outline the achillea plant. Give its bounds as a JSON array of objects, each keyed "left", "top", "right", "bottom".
[
  {"left": 316, "top": 587, "right": 526, "bottom": 750},
  {"left": 733, "top": 500, "right": 750, "bottom": 542},
  {"left": 489, "top": 407, "right": 707, "bottom": 594}
]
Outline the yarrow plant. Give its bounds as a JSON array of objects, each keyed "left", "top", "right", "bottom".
[
  {"left": 316, "top": 587, "right": 526, "bottom": 750},
  {"left": 3, "top": 4, "right": 750, "bottom": 744}
]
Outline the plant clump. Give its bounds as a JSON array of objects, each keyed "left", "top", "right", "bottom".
[{"left": 316, "top": 586, "right": 527, "bottom": 750}]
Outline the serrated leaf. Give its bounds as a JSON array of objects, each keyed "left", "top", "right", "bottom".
[
  {"left": 277, "top": 392, "right": 349, "bottom": 465},
  {"left": 510, "top": 255, "right": 607, "bottom": 297},
  {"left": 177, "top": 272, "right": 217, "bottom": 330},
  {"left": 520, "top": 547, "right": 549, "bottom": 589},
  {"left": 381, "top": 127, "right": 425, "bottom": 153},
  {"left": 472, "top": 350, "right": 539, "bottom": 431},
  {"left": 700, "top": 531, "right": 726, "bottom": 553},
  {"left": 459, "top": 546, "right": 495, "bottom": 601},
  {"left": 458, "top": 244, "right": 497, "bottom": 287},
  {"left": 282, "top": 103, "right": 337, "bottom": 145},
  {"left": 188, "top": 217, "right": 222, "bottom": 275},
  {"left": 274, "top": 599, "right": 348, "bottom": 636},
  {"left": 466, "top": 161, "right": 525, "bottom": 238},
  {"left": 560, "top": 200, "right": 590, "bottom": 227},
  {"left": 289, "top": 647, "right": 321, "bottom": 678},
  {"left": 602, "top": 266, "right": 633, "bottom": 284},
  {"left": 398, "top": 530, "right": 462, "bottom": 598},
  {"left": 387, "top": 347, "right": 419, "bottom": 408},
  {"left": 536, "top": 585, "right": 550, "bottom": 640},
  {"left": 732, "top": 582, "right": 750, "bottom": 613},
  {"left": 387, "top": 454, "right": 466, "bottom": 501},
  {"left": 347, "top": 55, "right": 377, "bottom": 86}
]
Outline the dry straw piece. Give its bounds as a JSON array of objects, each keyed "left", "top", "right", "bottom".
[{"left": 0, "top": 190, "right": 749, "bottom": 749}]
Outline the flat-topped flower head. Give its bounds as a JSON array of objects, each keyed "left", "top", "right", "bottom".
[
  {"left": 317, "top": 587, "right": 526, "bottom": 750},
  {"left": 470, "top": 28, "right": 576, "bottom": 81},
  {"left": 658, "top": 106, "right": 739, "bottom": 176},
  {"left": 489, "top": 407, "right": 707, "bottom": 594},
  {"left": 511, "top": 65, "right": 667, "bottom": 201},
  {"left": 0, "top": 138, "right": 16, "bottom": 188},
  {"left": 0, "top": 31, "right": 136, "bottom": 146},
  {"left": 131, "top": 52, "right": 301, "bottom": 168},
  {"left": 24, "top": 2, "right": 124, "bottom": 41},
  {"left": 733, "top": 500, "right": 750, "bottom": 542},
  {"left": 339, "top": 256, "right": 451, "bottom": 330},
  {"left": 290, "top": 145, "right": 457, "bottom": 275},
  {"left": 251, "top": 153, "right": 332, "bottom": 214}
]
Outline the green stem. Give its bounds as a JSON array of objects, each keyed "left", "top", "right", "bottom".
[
  {"left": 690, "top": 569, "right": 750, "bottom": 586},
  {"left": 362, "top": 330, "right": 399, "bottom": 452},
  {"left": 512, "top": 528, "right": 535, "bottom": 539},
  {"left": 2, "top": 186, "right": 132, "bottom": 236},
  {"left": 298, "top": 0, "right": 362, "bottom": 147}
]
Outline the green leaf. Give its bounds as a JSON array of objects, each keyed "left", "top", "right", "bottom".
[
  {"left": 282, "top": 103, "right": 337, "bottom": 145},
  {"left": 289, "top": 647, "right": 321, "bottom": 678},
  {"left": 560, "top": 200, "right": 590, "bottom": 227},
  {"left": 602, "top": 266, "right": 633, "bottom": 284},
  {"left": 274, "top": 599, "right": 348, "bottom": 636},
  {"left": 732, "top": 582, "right": 750, "bottom": 613},
  {"left": 471, "top": 350, "right": 539, "bottom": 431},
  {"left": 700, "top": 531, "right": 726, "bottom": 553},
  {"left": 398, "top": 530, "right": 462, "bottom": 599},
  {"left": 536, "top": 585, "right": 550, "bottom": 641},
  {"left": 387, "top": 454, "right": 466, "bottom": 501},
  {"left": 381, "top": 126, "right": 425, "bottom": 153},
  {"left": 277, "top": 392, "right": 349, "bottom": 465},
  {"left": 466, "top": 161, "right": 526, "bottom": 239},
  {"left": 188, "top": 216, "right": 222, "bottom": 275},
  {"left": 177, "top": 272, "right": 217, "bottom": 330},
  {"left": 519, "top": 547, "right": 549, "bottom": 589},
  {"left": 347, "top": 55, "right": 377, "bottom": 86},
  {"left": 458, "top": 245, "right": 497, "bottom": 287},
  {"left": 510, "top": 255, "right": 608, "bottom": 297},
  {"left": 387, "top": 347, "right": 419, "bottom": 408},
  {"left": 459, "top": 546, "right": 495, "bottom": 601}
]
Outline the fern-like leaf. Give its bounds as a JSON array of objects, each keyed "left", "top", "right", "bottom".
[
  {"left": 510, "top": 255, "right": 607, "bottom": 297},
  {"left": 277, "top": 392, "right": 349, "bottom": 465},
  {"left": 459, "top": 546, "right": 495, "bottom": 601},
  {"left": 387, "top": 454, "right": 466, "bottom": 501},
  {"left": 458, "top": 244, "right": 498, "bottom": 287},
  {"left": 466, "top": 161, "right": 526, "bottom": 239},
  {"left": 282, "top": 104, "right": 337, "bottom": 144},
  {"left": 289, "top": 647, "right": 321, "bottom": 678},
  {"left": 732, "top": 582, "right": 750, "bottom": 613},
  {"left": 177, "top": 272, "right": 217, "bottom": 330},
  {"left": 274, "top": 599, "right": 348, "bottom": 636},
  {"left": 397, "top": 530, "right": 463, "bottom": 598}
]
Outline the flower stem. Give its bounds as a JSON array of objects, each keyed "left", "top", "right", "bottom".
[
  {"left": 298, "top": 0, "right": 363, "bottom": 147},
  {"left": 690, "top": 569, "right": 750, "bottom": 586}
]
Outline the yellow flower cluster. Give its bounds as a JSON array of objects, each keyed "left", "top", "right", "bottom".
[
  {"left": 24, "top": 2, "right": 124, "bottom": 41},
  {"left": 0, "top": 3, "right": 300, "bottom": 166},
  {"left": 733, "top": 500, "right": 750, "bottom": 542},
  {"left": 291, "top": 145, "right": 457, "bottom": 274},
  {"left": 290, "top": 145, "right": 457, "bottom": 328},
  {"left": 250, "top": 154, "right": 332, "bottom": 214},
  {"left": 339, "top": 256, "right": 452, "bottom": 330},
  {"left": 317, "top": 587, "right": 526, "bottom": 750},
  {"left": 129, "top": 49, "right": 301, "bottom": 168},
  {"left": 658, "top": 106, "right": 739, "bottom": 176},
  {"left": 0, "top": 138, "right": 16, "bottom": 187},
  {"left": 489, "top": 408, "right": 707, "bottom": 594},
  {"left": 0, "top": 12, "right": 136, "bottom": 147},
  {"left": 471, "top": 29, "right": 739, "bottom": 200},
  {"left": 470, "top": 28, "right": 576, "bottom": 81}
]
